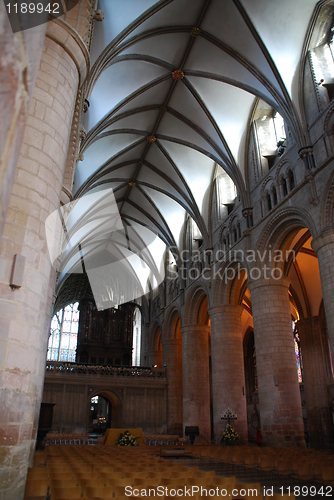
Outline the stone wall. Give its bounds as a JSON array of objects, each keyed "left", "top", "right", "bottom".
[{"left": 0, "top": 3, "right": 46, "bottom": 240}]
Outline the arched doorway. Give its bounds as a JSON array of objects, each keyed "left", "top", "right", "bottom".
[
  {"left": 88, "top": 390, "right": 119, "bottom": 435},
  {"left": 89, "top": 395, "right": 110, "bottom": 434},
  {"left": 251, "top": 209, "right": 333, "bottom": 447}
]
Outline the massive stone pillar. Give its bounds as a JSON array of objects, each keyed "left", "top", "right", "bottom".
[
  {"left": 181, "top": 325, "right": 211, "bottom": 443},
  {"left": 297, "top": 317, "right": 333, "bottom": 448},
  {"left": 0, "top": 3, "right": 46, "bottom": 240},
  {"left": 312, "top": 231, "right": 334, "bottom": 363},
  {"left": 248, "top": 277, "right": 305, "bottom": 447},
  {"left": 146, "top": 349, "right": 162, "bottom": 367},
  {"left": 209, "top": 305, "right": 247, "bottom": 443},
  {"left": 162, "top": 337, "right": 183, "bottom": 436},
  {"left": 0, "top": 20, "right": 88, "bottom": 498}
]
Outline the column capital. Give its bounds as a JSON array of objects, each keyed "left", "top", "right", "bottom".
[
  {"left": 208, "top": 304, "right": 243, "bottom": 317},
  {"left": 46, "top": 18, "right": 90, "bottom": 85},
  {"left": 181, "top": 324, "right": 210, "bottom": 335},
  {"left": 248, "top": 275, "right": 290, "bottom": 293},
  {"left": 311, "top": 230, "right": 334, "bottom": 254},
  {"left": 161, "top": 337, "right": 182, "bottom": 347}
]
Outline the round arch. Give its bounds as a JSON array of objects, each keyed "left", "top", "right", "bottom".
[
  {"left": 183, "top": 281, "right": 211, "bottom": 326},
  {"left": 212, "top": 257, "right": 249, "bottom": 307},
  {"left": 254, "top": 207, "right": 318, "bottom": 273},
  {"left": 88, "top": 389, "right": 121, "bottom": 430},
  {"left": 164, "top": 304, "right": 182, "bottom": 341}
]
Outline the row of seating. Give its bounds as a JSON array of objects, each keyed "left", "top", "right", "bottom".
[
  {"left": 191, "top": 445, "right": 334, "bottom": 485},
  {"left": 25, "top": 445, "right": 252, "bottom": 500},
  {"left": 25, "top": 443, "right": 333, "bottom": 500},
  {"left": 44, "top": 433, "right": 90, "bottom": 446}
]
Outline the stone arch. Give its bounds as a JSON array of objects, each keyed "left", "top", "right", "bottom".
[
  {"left": 274, "top": 158, "right": 290, "bottom": 184},
  {"left": 148, "top": 320, "right": 162, "bottom": 352},
  {"left": 254, "top": 207, "right": 318, "bottom": 273},
  {"left": 88, "top": 389, "right": 121, "bottom": 429},
  {"left": 146, "top": 320, "right": 162, "bottom": 366},
  {"left": 289, "top": 284, "right": 306, "bottom": 320},
  {"left": 212, "top": 254, "right": 249, "bottom": 307},
  {"left": 260, "top": 176, "right": 275, "bottom": 199},
  {"left": 183, "top": 281, "right": 211, "bottom": 325},
  {"left": 164, "top": 304, "right": 182, "bottom": 341}
]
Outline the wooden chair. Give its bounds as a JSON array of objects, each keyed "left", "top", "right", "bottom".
[
  {"left": 24, "top": 478, "right": 48, "bottom": 499},
  {"left": 133, "top": 477, "right": 161, "bottom": 487},
  {"left": 83, "top": 486, "right": 117, "bottom": 498},
  {"left": 210, "top": 476, "right": 236, "bottom": 487},
  {"left": 49, "top": 486, "right": 82, "bottom": 500},
  {"left": 270, "top": 494, "right": 295, "bottom": 500},
  {"left": 232, "top": 482, "right": 262, "bottom": 500},
  {"left": 322, "top": 465, "right": 334, "bottom": 486},
  {"left": 49, "top": 478, "right": 78, "bottom": 488}
]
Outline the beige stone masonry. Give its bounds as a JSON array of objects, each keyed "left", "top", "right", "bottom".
[
  {"left": 312, "top": 230, "right": 334, "bottom": 362},
  {"left": 181, "top": 324, "right": 211, "bottom": 443},
  {"left": 298, "top": 317, "right": 332, "bottom": 449},
  {"left": 162, "top": 338, "right": 183, "bottom": 436},
  {"left": 0, "top": 35, "right": 79, "bottom": 499},
  {"left": 0, "top": 4, "right": 46, "bottom": 241},
  {"left": 209, "top": 305, "right": 248, "bottom": 442},
  {"left": 248, "top": 277, "right": 306, "bottom": 447}
]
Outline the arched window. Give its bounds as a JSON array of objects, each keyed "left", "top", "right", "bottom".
[
  {"left": 252, "top": 100, "right": 286, "bottom": 178},
  {"left": 272, "top": 186, "right": 278, "bottom": 206},
  {"left": 215, "top": 168, "right": 237, "bottom": 221},
  {"left": 292, "top": 321, "right": 303, "bottom": 383},
  {"left": 266, "top": 192, "right": 272, "bottom": 212},
  {"left": 47, "top": 303, "right": 79, "bottom": 362},
  {"left": 310, "top": 27, "right": 334, "bottom": 102},
  {"left": 132, "top": 307, "right": 141, "bottom": 366}
]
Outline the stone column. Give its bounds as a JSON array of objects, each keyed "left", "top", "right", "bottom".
[
  {"left": 0, "top": 21, "right": 88, "bottom": 498},
  {"left": 146, "top": 350, "right": 162, "bottom": 367},
  {"left": 248, "top": 277, "right": 305, "bottom": 447},
  {"left": 181, "top": 325, "right": 211, "bottom": 443},
  {"left": 0, "top": 3, "right": 46, "bottom": 240},
  {"left": 312, "top": 230, "right": 334, "bottom": 362},
  {"left": 162, "top": 338, "right": 183, "bottom": 436},
  {"left": 209, "top": 305, "right": 247, "bottom": 443},
  {"left": 297, "top": 317, "right": 333, "bottom": 448}
]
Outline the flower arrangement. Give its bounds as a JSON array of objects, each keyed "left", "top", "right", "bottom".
[
  {"left": 220, "top": 424, "right": 239, "bottom": 445},
  {"left": 116, "top": 430, "right": 139, "bottom": 446}
]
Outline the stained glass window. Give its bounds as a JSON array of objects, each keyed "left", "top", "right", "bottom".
[
  {"left": 292, "top": 320, "right": 303, "bottom": 383},
  {"left": 47, "top": 303, "right": 79, "bottom": 362}
]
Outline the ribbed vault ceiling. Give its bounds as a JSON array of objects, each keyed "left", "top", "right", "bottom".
[{"left": 56, "top": 0, "right": 320, "bottom": 308}]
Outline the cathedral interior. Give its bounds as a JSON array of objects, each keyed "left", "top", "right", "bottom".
[{"left": 1, "top": 0, "right": 334, "bottom": 497}]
